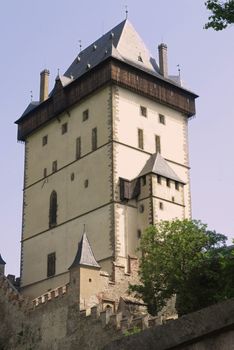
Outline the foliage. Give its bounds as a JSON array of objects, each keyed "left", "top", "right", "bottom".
[
  {"left": 130, "top": 219, "right": 234, "bottom": 316},
  {"left": 205, "top": 0, "right": 234, "bottom": 30},
  {"left": 124, "top": 326, "right": 141, "bottom": 337}
]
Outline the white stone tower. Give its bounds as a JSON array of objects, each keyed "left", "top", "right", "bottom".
[{"left": 16, "top": 20, "right": 197, "bottom": 297}]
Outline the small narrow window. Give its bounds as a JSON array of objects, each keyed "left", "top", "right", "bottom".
[
  {"left": 137, "top": 230, "right": 142, "bottom": 239},
  {"left": 76, "top": 137, "right": 81, "bottom": 159},
  {"left": 83, "top": 109, "right": 89, "bottom": 121},
  {"left": 92, "top": 127, "right": 97, "bottom": 151},
  {"left": 42, "top": 135, "right": 48, "bottom": 146},
  {"left": 159, "top": 114, "right": 165, "bottom": 125},
  {"left": 61, "top": 123, "right": 68, "bottom": 134},
  {"left": 140, "top": 106, "right": 147, "bottom": 117},
  {"left": 172, "top": 196, "right": 175, "bottom": 202},
  {"left": 155, "top": 135, "right": 161, "bottom": 154},
  {"left": 43, "top": 168, "right": 47, "bottom": 178},
  {"left": 166, "top": 179, "right": 170, "bottom": 187},
  {"left": 157, "top": 175, "right": 161, "bottom": 184},
  {"left": 84, "top": 179, "right": 89, "bottom": 188},
  {"left": 47, "top": 252, "right": 56, "bottom": 277},
  {"left": 138, "top": 129, "right": 144, "bottom": 149},
  {"left": 142, "top": 175, "right": 146, "bottom": 186},
  {"left": 49, "top": 191, "right": 57, "bottom": 228},
  {"left": 52, "top": 160, "right": 57, "bottom": 173},
  {"left": 159, "top": 202, "right": 164, "bottom": 210},
  {"left": 70, "top": 173, "right": 75, "bottom": 181},
  {"left": 175, "top": 182, "right": 180, "bottom": 191}
]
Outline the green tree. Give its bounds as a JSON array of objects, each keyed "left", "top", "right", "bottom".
[
  {"left": 205, "top": 0, "right": 234, "bottom": 30},
  {"left": 131, "top": 219, "right": 234, "bottom": 316}
]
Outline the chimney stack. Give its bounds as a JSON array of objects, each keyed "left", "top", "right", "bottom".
[
  {"left": 0, "top": 254, "right": 6, "bottom": 275},
  {"left": 40, "top": 69, "right": 50, "bottom": 102},
  {"left": 158, "top": 43, "right": 168, "bottom": 78}
]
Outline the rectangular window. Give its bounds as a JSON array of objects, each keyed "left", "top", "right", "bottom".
[
  {"left": 47, "top": 252, "right": 56, "bottom": 277},
  {"left": 175, "top": 181, "right": 180, "bottom": 191},
  {"left": 43, "top": 168, "right": 47, "bottom": 178},
  {"left": 92, "top": 127, "right": 97, "bottom": 151},
  {"left": 83, "top": 109, "right": 89, "bottom": 121},
  {"left": 76, "top": 137, "right": 81, "bottom": 159},
  {"left": 140, "top": 106, "right": 147, "bottom": 117},
  {"left": 159, "top": 114, "right": 165, "bottom": 125},
  {"left": 142, "top": 175, "right": 146, "bottom": 186},
  {"left": 159, "top": 202, "right": 164, "bottom": 210},
  {"left": 61, "top": 123, "right": 68, "bottom": 134},
  {"left": 138, "top": 129, "right": 144, "bottom": 149},
  {"left": 166, "top": 179, "right": 170, "bottom": 187},
  {"left": 157, "top": 175, "right": 161, "bottom": 184},
  {"left": 42, "top": 135, "right": 48, "bottom": 146},
  {"left": 155, "top": 135, "right": 161, "bottom": 153},
  {"left": 137, "top": 230, "right": 142, "bottom": 239},
  {"left": 52, "top": 160, "right": 57, "bottom": 173}
]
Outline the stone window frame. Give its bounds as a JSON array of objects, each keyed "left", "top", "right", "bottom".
[
  {"left": 140, "top": 105, "right": 147, "bottom": 117},
  {"left": 61, "top": 122, "right": 68, "bottom": 135},
  {"left": 159, "top": 113, "right": 165, "bottom": 125},
  {"left": 83, "top": 109, "right": 89, "bottom": 122},
  {"left": 47, "top": 252, "right": 56, "bottom": 277},
  {"left": 138, "top": 128, "right": 144, "bottom": 150},
  {"left": 42, "top": 135, "right": 48, "bottom": 146}
]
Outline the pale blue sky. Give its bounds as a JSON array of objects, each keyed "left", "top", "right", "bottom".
[{"left": 1, "top": 1, "right": 234, "bottom": 275}]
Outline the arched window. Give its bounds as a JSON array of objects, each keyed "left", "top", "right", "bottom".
[{"left": 49, "top": 191, "right": 57, "bottom": 228}]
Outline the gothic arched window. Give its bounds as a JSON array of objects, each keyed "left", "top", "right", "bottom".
[{"left": 49, "top": 191, "right": 57, "bottom": 228}]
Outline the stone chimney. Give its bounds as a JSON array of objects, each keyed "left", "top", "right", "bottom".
[
  {"left": 40, "top": 69, "right": 50, "bottom": 102},
  {"left": 0, "top": 254, "right": 6, "bottom": 275},
  {"left": 158, "top": 43, "right": 168, "bottom": 78}
]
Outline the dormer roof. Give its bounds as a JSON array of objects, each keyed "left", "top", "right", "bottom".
[
  {"left": 138, "top": 152, "right": 185, "bottom": 184},
  {"left": 69, "top": 232, "right": 100, "bottom": 270}
]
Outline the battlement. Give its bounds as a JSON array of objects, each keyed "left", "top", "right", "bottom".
[{"left": 32, "top": 284, "right": 68, "bottom": 307}]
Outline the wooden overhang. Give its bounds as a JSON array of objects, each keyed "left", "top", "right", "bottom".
[{"left": 15, "top": 58, "right": 198, "bottom": 141}]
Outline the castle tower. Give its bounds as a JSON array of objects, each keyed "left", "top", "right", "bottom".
[{"left": 16, "top": 20, "right": 197, "bottom": 297}]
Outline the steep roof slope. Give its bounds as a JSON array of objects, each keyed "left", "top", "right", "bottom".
[
  {"left": 138, "top": 152, "right": 184, "bottom": 183},
  {"left": 64, "top": 19, "right": 161, "bottom": 81}
]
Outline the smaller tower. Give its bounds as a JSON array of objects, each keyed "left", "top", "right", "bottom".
[
  {"left": 69, "top": 230, "right": 101, "bottom": 308},
  {"left": 0, "top": 254, "right": 6, "bottom": 275}
]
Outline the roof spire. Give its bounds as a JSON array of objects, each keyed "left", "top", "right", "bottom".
[
  {"left": 78, "top": 40, "right": 82, "bottom": 53},
  {"left": 69, "top": 228, "right": 100, "bottom": 270},
  {"left": 177, "top": 64, "right": 181, "bottom": 78},
  {"left": 125, "top": 5, "right": 128, "bottom": 19}
]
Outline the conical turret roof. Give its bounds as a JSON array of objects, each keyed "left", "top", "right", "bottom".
[{"left": 69, "top": 231, "right": 100, "bottom": 269}]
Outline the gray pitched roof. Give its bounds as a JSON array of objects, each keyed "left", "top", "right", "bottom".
[
  {"left": 21, "top": 101, "right": 39, "bottom": 118},
  {"left": 69, "top": 232, "right": 100, "bottom": 269},
  {"left": 138, "top": 153, "right": 185, "bottom": 184},
  {"left": 0, "top": 254, "right": 6, "bottom": 265},
  {"left": 64, "top": 19, "right": 163, "bottom": 82}
]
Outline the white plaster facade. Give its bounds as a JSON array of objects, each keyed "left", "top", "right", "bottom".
[{"left": 18, "top": 20, "right": 196, "bottom": 298}]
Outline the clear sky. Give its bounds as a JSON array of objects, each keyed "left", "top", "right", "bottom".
[{"left": 1, "top": 1, "right": 234, "bottom": 276}]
